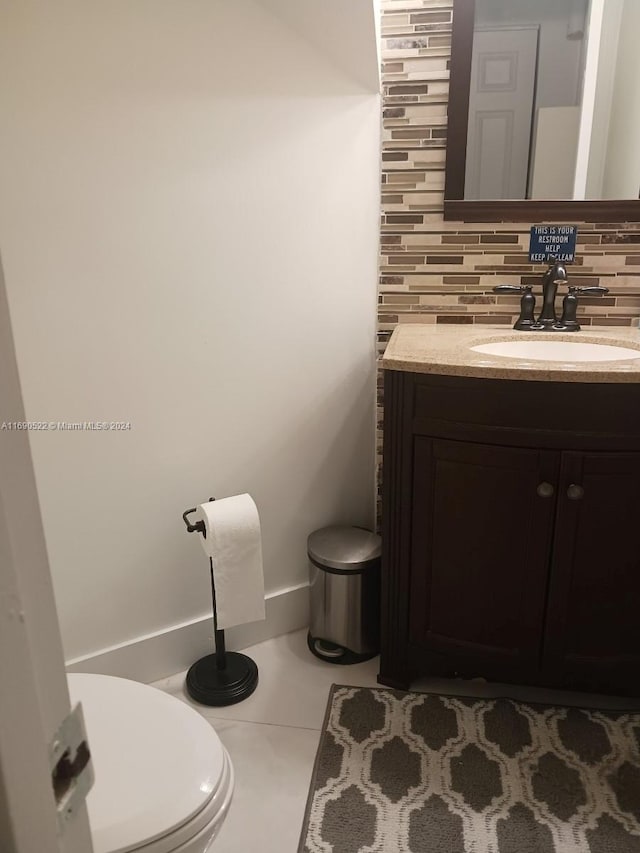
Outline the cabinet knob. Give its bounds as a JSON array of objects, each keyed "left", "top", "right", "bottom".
[
  {"left": 567, "top": 484, "right": 584, "bottom": 500},
  {"left": 536, "top": 482, "right": 554, "bottom": 498}
]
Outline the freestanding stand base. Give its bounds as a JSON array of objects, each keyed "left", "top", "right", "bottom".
[{"left": 186, "top": 651, "right": 259, "bottom": 707}]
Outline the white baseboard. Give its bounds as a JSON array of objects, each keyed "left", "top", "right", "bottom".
[{"left": 65, "top": 582, "right": 310, "bottom": 684}]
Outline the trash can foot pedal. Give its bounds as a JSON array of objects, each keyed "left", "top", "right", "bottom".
[
  {"left": 307, "top": 631, "right": 377, "bottom": 665},
  {"left": 314, "top": 638, "right": 345, "bottom": 659}
]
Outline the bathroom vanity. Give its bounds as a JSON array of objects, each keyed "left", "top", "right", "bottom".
[{"left": 379, "top": 325, "right": 640, "bottom": 696}]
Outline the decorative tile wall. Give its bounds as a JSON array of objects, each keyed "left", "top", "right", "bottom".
[{"left": 376, "top": 0, "right": 640, "bottom": 511}]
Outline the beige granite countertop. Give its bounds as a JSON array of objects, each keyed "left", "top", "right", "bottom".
[{"left": 381, "top": 325, "right": 640, "bottom": 383}]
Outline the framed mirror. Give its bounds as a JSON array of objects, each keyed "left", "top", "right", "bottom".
[{"left": 444, "top": 0, "right": 640, "bottom": 221}]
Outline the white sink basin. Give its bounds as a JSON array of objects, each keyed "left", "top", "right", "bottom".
[{"left": 471, "top": 340, "right": 640, "bottom": 362}]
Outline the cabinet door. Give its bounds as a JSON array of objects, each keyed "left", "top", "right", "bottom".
[
  {"left": 409, "top": 438, "right": 558, "bottom": 682},
  {"left": 544, "top": 451, "right": 640, "bottom": 694}
]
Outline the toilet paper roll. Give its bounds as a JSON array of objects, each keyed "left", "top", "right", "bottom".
[{"left": 194, "top": 494, "right": 266, "bottom": 630}]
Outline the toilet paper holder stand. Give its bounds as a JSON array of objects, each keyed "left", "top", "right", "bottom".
[{"left": 182, "top": 498, "right": 259, "bottom": 706}]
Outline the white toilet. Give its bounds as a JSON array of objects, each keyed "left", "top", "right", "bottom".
[{"left": 68, "top": 673, "right": 234, "bottom": 853}]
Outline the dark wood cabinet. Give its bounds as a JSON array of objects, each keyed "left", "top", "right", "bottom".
[
  {"left": 409, "top": 438, "right": 557, "bottom": 685},
  {"left": 380, "top": 370, "right": 640, "bottom": 696},
  {"left": 544, "top": 452, "right": 640, "bottom": 692}
]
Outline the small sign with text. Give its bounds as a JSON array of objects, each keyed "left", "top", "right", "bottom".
[{"left": 529, "top": 225, "right": 577, "bottom": 263}]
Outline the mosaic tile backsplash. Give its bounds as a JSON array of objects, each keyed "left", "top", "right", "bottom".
[
  {"left": 378, "top": 0, "right": 640, "bottom": 356},
  {"left": 376, "top": 0, "right": 640, "bottom": 513}
]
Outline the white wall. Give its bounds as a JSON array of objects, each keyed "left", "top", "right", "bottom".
[
  {"left": 601, "top": 0, "right": 640, "bottom": 199},
  {"left": 260, "top": 0, "right": 380, "bottom": 92},
  {"left": 529, "top": 107, "right": 580, "bottom": 199},
  {"left": 0, "top": 1, "right": 381, "bottom": 669},
  {"left": 577, "top": 0, "right": 624, "bottom": 198}
]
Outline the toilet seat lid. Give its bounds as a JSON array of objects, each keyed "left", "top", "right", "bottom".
[{"left": 68, "top": 673, "right": 226, "bottom": 853}]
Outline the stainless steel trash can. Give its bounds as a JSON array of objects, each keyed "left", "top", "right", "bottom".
[{"left": 307, "top": 526, "right": 381, "bottom": 664}]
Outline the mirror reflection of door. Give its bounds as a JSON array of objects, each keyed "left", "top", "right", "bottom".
[
  {"left": 465, "top": 27, "right": 539, "bottom": 200},
  {"left": 463, "top": 0, "right": 597, "bottom": 202}
]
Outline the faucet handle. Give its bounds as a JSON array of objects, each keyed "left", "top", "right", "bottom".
[
  {"left": 555, "top": 285, "right": 610, "bottom": 332},
  {"left": 569, "top": 285, "right": 610, "bottom": 295},
  {"left": 494, "top": 285, "right": 536, "bottom": 330}
]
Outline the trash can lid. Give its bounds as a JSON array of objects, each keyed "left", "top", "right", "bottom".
[{"left": 307, "top": 526, "right": 381, "bottom": 572}]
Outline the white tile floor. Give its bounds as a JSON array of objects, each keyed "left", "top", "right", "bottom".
[
  {"left": 152, "top": 629, "right": 640, "bottom": 853},
  {"left": 153, "top": 629, "right": 380, "bottom": 853}
]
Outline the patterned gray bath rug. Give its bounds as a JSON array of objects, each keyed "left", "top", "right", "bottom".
[{"left": 298, "top": 684, "right": 640, "bottom": 853}]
